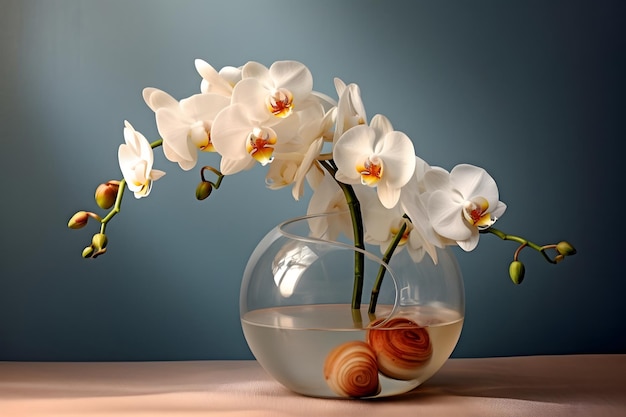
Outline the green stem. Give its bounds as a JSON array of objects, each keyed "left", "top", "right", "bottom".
[
  {"left": 368, "top": 221, "right": 407, "bottom": 315},
  {"left": 481, "top": 227, "right": 557, "bottom": 264},
  {"left": 201, "top": 166, "right": 225, "bottom": 189},
  {"left": 100, "top": 179, "right": 126, "bottom": 234},
  {"left": 318, "top": 160, "right": 365, "bottom": 311}
]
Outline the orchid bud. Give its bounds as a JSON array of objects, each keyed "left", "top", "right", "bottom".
[
  {"left": 509, "top": 260, "right": 525, "bottom": 285},
  {"left": 91, "top": 233, "right": 108, "bottom": 251},
  {"left": 556, "top": 241, "right": 576, "bottom": 256},
  {"left": 554, "top": 254, "right": 565, "bottom": 263},
  {"left": 95, "top": 180, "right": 120, "bottom": 209},
  {"left": 68, "top": 211, "right": 90, "bottom": 229},
  {"left": 196, "top": 181, "right": 212, "bottom": 200},
  {"left": 82, "top": 245, "right": 95, "bottom": 258}
]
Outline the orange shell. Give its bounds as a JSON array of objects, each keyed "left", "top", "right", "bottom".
[
  {"left": 367, "top": 317, "right": 432, "bottom": 380},
  {"left": 323, "top": 340, "right": 381, "bottom": 398}
]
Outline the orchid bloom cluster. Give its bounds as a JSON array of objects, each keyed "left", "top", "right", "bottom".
[{"left": 69, "top": 59, "right": 575, "bottom": 289}]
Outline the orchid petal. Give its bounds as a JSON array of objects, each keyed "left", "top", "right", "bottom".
[
  {"left": 428, "top": 190, "right": 472, "bottom": 241},
  {"left": 220, "top": 156, "right": 255, "bottom": 175},
  {"left": 180, "top": 93, "right": 229, "bottom": 121},
  {"left": 155, "top": 107, "right": 196, "bottom": 163},
  {"left": 242, "top": 61, "right": 271, "bottom": 84},
  {"left": 194, "top": 59, "right": 233, "bottom": 96},
  {"left": 211, "top": 104, "right": 256, "bottom": 160},
  {"left": 269, "top": 60, "right": 313, "bottom": 101},
  {"left": 292, "top": 137, "right": 324, "bottom": 200},
  {"left": 219, "top": 66, "right": 242, "bottom": 86},
  {"left": 333, "top": 125, "right": 375, "bottom": 182},
  {"left": 376, "top": 181, "right": 401, "bottom": 209},
  {"left": 450, "top": 164, "right": 499, "bottom": 205},
  {"left": 423, "top": 167, "right": 452, "bottom": 194},
  {"left": 376, "top": 131, "right": 416, "bottom": 187},
  {"left": 231, "top": 78, "right": 274, "bottom": 124},
  {"left": 142, "top": 87, "right": 177, "bottom": 112},
  {"left": 457, "top": 229, "right": 480, "bottom": 252},
  {"left": 369, "top": 114, "right": 393, "bottom": 138}
]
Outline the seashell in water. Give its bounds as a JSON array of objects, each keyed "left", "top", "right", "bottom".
[
  {"left": 323, "top": 340, "right": 381, "bottom": 398},
  {"left": 366, "top": 317, "right": 432, "bottom": 380}
]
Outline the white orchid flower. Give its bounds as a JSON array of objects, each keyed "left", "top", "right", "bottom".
[
  {"left": 143, "top": 88, "right": 229, "bottom": 171},
  {"left": 211, "top": 103, "right": 301, "bottom": 175},
  {"left": 424, "top": 164, "right": 507, "bottom": 252},
  {"left": 333, "top": 114, "right": 416, "bottom": 209},
  {"left": 231, "top": 60, "right": 314, "bottom": 124},
  {"left": 118, "top": 121, "right": 165, "bottom": 199}
]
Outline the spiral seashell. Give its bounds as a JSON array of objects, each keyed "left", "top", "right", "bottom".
[
  {"left": 323, "top": 340, "right": 381, "bottom": 398},
  {"left": 366, "top": 317, "right": 432, "bottom": 380}
]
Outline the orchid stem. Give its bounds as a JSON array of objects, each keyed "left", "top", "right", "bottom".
[
  {"left": 481, "top": 227, "right": 558, "bottom": 264},
  {"left": 368, "top": 221, "right": 407, "bottom": 315},
  {"left": 319, "top": 160, "right": 365, "bottom": 312},
  {"left": 201, "top": 166, "right": 224, "bottom": 189}
]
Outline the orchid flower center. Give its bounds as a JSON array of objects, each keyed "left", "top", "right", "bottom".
[
  {"left": 356, "top": 156, "right": 383, "bottom": 186},
  {"left": 463, "top": 196, "right": 493, "bottom": 228},
  {"left": 188, "top": 121, "right": 214, "bottom": 152},
  {"left": 246, "top": 127, "right": 277, "bottom": 165},
  {"left": 266, "top": 88, "right": 294, "bottom": 118},
  {"left": 136, "top": 180, "right": 152, "bottom": 197}
]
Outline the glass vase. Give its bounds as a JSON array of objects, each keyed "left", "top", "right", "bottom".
[{"left": 240, "top": 211, "right": 464, "bottom": 399}]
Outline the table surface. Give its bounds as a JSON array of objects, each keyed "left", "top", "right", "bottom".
[{"left": 1, "top": 354, "right": 625, "bottom": 417}]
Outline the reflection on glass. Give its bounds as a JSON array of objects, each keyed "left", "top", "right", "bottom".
[{"left": 272, "top": 243, "right": 318, "bottom": 297}]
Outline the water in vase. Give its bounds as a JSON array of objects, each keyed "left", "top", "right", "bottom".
[{"left": 241, "top": 303, "right": 463, "bottom": 398}]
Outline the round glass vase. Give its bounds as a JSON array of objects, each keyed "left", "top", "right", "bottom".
[{"left": 240, "top": 211, "right": 465, "bottom": 399}]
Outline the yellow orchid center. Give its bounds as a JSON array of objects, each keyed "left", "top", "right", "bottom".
[
  {"left": 203, "top": 134, "right": 215, "bottom": 152},
  {"left": 246, "top": 127, "right": 277, "bottom": 165},
  {"left": 463, "top": 196, "right": 493, "bottom": 227},
  {"left": 266, "top": 88, "right": 294, "bottom": 118},
  {"left": 356, "top": 156, "right": 383, "bottom": 186},
  {"left": 134, "top": 179, "right": 152, "bottom": 197},
  {"left": 188, "top": 121, "right": 215, "bottom": 152}
]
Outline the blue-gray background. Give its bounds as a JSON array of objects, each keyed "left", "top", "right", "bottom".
[{"left": 1, "top": 0, "right": 624, "bottom": 361}]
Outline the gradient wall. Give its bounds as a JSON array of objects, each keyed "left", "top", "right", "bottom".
[{"left": 1, "top": 0, "right": 624, "bottom": 360}]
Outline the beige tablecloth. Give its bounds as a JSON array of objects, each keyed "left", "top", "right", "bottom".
[{"left": 1, "top": 355, "right": 624, "bottom": 416}]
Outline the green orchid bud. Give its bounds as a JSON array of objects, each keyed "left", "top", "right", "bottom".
[
  {"left": 509, "top": 260, "right": 525, "bottom": 285},
  {"left": 82, "top": 245, "right": 95, "bottom": 258},
  {"left": 68, "top": 211, "right": 90, "bottom": 229},
  {"left": 556, "top": 241, "right": 576, "bottom": 256},
  {"left": 196, "top": 181, "right": 212, "bottom": 200},
  {"left": 95, "top": 180, "right": 120, "bottom": 209}
]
